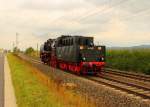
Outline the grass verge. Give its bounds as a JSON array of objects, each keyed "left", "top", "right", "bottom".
[{"left": 7, "top": 54, "right": 95, "bottom": 107}]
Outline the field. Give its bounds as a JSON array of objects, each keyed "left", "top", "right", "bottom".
[
  {"left": 7, "top": 54, "right": 95, "bottom": 107},
  {"left": 106, "top": 49, "right": 150, "bottom": 74}
]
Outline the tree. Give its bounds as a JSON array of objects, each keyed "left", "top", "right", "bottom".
[
  {"left": 13, "top": 47, "right": 20, "bottom": 53},
  {"left": 25, "top": 47, "right": 35, "bottom": 55}
]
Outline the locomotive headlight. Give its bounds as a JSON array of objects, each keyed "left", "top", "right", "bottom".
[
  {"left": 83, "top": 57, "right": 86, "bottom": 61},
  {"left": 98, "top": 47, "right": 102, "bottom": 50},
  {"left": 80, "top": 46, "right": 84, "bottom": 50},
  {"left": 101, "top": 57, "right": 104, "bottom": 61}
]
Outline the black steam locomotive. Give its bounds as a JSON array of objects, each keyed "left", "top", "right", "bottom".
[{"left": 40, "top": 35, "right": 105, "bottom": 75}]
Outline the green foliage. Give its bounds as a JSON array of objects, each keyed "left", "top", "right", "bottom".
[
  {"left": 144, "top": 63, "right": 150, "bottom": 75},
  {"left": 13, "top": 47, "right": 20, "bottom": 53},
  {"left": 25, "top": 47, "right": 35, "bottom": 55},
  {"left": 106, "top": 49, "right": 150, "bottom": 75}
]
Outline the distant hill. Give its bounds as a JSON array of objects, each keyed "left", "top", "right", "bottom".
[
  {"left": 108, "top": 45, "right": 150, "bottom": 49},
  {"left": 132, "top": 45, "right": 150, "bottom": 49}
]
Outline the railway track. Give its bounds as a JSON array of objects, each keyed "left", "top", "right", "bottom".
[
  {"left": 18, "top": 54, "right": 150, "bottom": 100},
  {"left": 105, "top": 68, "right": 150, "bottom": 82},
  {"left": 94, "top": 68, "right": 150, "bottom": 100},
  {"left": 86, "top": 76, "right": 150, "bottom": 99}
]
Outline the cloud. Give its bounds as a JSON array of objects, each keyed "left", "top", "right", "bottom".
[
  {"left": 20, "top": 0, "right": 92, "bottom": 12},
  {"left": 95, "top": 16, "right": 150, "bottom": 46},
  {"left": 87, "top": 0, "right": 150, "bottom": 13},
  {"left": 0, "top": 0, "right": 150, "bottom": 50}
]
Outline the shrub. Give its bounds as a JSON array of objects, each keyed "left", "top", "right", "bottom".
[
  {"left": 106, "top": 49, "right": 150, "bottom": 75},
  {"left": 25, "top": 47, "right": 35, "bottom": 55},
  {"left": 144, "top": 63, "right": 150, "bottom": 75}
]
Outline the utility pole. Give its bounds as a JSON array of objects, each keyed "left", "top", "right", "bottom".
[
  {"left": 12, "top": 42, "right": 15, "bottom": 52},
  {"left": 15, "top": 32, "right": 20, "bottom": 53},
  {"left": 37, "top": 43, "right": 39, "bottom": 56},
  {"left": 16, "top": 32, "right": 19, "bottom": 49}
]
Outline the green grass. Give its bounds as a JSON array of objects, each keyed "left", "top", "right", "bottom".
[
  {"left": 7, "top": 54, "right": 64, "bottom": 107},
  {"left": 7, "top": 54, "right": 95, "bottom": 107},
  {"left": 106, "top": 49, "right": 150, "bottom": 75}
]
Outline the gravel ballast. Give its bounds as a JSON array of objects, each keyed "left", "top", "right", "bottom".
[{"left": 18, "top": 54, "right": 150, "bottom": 107}]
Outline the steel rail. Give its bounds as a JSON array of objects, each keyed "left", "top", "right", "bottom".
[
  {"left": 105, "top": 68, "right": 150, "bottom": 82},
  {"left": 86, "top": 76, "right": 150, "bottom": 99}
]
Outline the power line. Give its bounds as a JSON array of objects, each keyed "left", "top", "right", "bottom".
[
  {"left": 122, "top": 8, "right": 150, "bottom": 21},
  {"left": 77, "top": 0, "right": 150, "bottom": 23},
  {"left": 78, "top": 0, "right": 127, "bottom": 21},
  {"left": 38, "top": 0, "right": 149, "bottom": 31},
  {"left": 44, "top": 0, "right": 129, "bottom": 27}
]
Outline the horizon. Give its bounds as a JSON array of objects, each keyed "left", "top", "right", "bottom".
[{"left": 1, "top": 42, "right": 150, "bottom": 51}]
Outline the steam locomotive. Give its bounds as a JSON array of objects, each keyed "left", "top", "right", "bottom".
[{"left": 40, "top": 35, "right": 105, "bottom": 75}]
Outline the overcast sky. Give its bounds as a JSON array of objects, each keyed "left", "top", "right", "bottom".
[{"left": 0, "top": 0, "right": 150, "bottom": 50}]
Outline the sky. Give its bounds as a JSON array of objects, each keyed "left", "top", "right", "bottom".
[{"left": 0, "top": 0, "right": 150, "bottom": 50}]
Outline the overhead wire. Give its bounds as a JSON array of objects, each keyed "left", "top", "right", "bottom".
[
  {"left": 76, "top": 0, "right": 129, "bottom": 22},
  {"left": 46, "top": 0, "right": 130, "bottom": 26}
]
